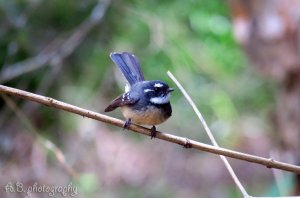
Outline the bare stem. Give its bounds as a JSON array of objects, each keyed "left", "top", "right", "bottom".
[
  {"left": 167, "top": 71, "right": 249, "bottom": 197},
  {"left": 0, "top": 84, "right": 300, "bottom": 175}
]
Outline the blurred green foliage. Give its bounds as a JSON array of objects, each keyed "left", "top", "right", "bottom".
[{"left": 0, "top": 0, "right": 278, "bottom": 197}]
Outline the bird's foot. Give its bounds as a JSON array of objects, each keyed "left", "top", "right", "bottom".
[
  {"left": 150, "top": 126, "right": 157, "bottom": 139},
  {"left": 183, "top": 138, "right": 192, "bottom": 148},
  {"left": 123, "top": 118, "right": 131, "bottom": 130}
]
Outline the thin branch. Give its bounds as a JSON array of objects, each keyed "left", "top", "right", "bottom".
[
  {"left": 0, "top": 84, "right": 300, "bottom": 175},
  {"left": 167, "top": 71, "right": 249, "bottom": 197},
  {"left": 0, "top": 0, "right": 111, "bottom": 83}
]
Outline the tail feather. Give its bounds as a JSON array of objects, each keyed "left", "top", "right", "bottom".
[{"left": 110, "top": 52, "right": 144, "bottom": 85}]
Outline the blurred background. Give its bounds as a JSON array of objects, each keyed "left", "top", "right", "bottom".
[{"left": 0, "top": 0, "right": 300, "bottom": 197}]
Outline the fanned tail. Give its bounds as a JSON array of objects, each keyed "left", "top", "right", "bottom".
[{"left": 110, "top": 52, "right": 145, "bottom": 85}]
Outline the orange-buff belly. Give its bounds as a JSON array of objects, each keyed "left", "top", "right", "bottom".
[{"left": 121, "top": 106, "right": 168, "bottom": 126}]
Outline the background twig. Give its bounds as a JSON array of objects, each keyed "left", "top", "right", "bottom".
[
  {"left": 167, "top": 71, "right": 249, "bottom": 197},
  {"left": 0, "top": 0, "right": 111, "bottom": 83},
  {"left": 0, "top": 94, "right": 77, "bottom": 178},
  {"left": 0, "top": 84, "right": 300, "bottom": 175}
]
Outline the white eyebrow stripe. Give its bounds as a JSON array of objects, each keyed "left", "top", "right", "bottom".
[
  {"left": 154, "top": 83, "right": 163, "bottom": 88},
  {"left": 144, "top": 89, "right": 154, "bottom": 93}
]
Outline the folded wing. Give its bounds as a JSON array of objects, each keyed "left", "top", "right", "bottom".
[{"left": 104, "top": 92, "right": 139, "bottom": 112}]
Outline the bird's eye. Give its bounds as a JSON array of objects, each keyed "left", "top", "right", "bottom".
[{"left": 153, "top": 87, "right": 159, "bottom": 92}]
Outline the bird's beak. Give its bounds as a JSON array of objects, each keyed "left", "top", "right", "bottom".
[{"left": 167, "top": 88, "right": 174, "bottom": 93}]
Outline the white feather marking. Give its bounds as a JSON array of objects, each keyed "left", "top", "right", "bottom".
[
  {"left": 122, "top": 93, "right": 128, "bottom": 102},
  {"left": 154, "top": 83, "right": 163, "bottom": 88},
  {"left": 150, "top": 94, "right": 170, "bottom": 104},
  {"left": 124, "top": 84, "right": 130, "bottom": 92},
  {"left": 144, "top": 89, "right": 153, "bottom": 93}
]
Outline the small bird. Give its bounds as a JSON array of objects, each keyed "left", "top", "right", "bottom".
[{"left": 104, "top": 52, "right": 174, "bottom": 138}]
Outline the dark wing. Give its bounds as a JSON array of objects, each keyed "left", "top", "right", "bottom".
[
  {"left": 104, "top": 92, "right": 139, "bottom": 112},
  {"left": 110, "top": 52, "right": 145, "bottom": 85}
]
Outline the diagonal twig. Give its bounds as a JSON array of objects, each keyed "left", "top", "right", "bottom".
[
  {"left": 167, "top": 71, "right": 249, "bottom": 197},
  {"left": 1, "top": 94, "right": 77, "bottom": 178}
]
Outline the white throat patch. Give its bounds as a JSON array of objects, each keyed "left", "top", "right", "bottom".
[
  {"left": 150, "top": 94, "right": 170, "bottom": 104},
  {"left": 144, "top": 89, "right": 153, "bottom": 93}
]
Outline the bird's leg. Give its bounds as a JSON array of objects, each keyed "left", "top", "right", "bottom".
[
  {"left": 123, "top": 118, "right": 131, "bottom": 130},
  {"left": 150, "top": 126, "right": 157, "bottom": 139}
]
